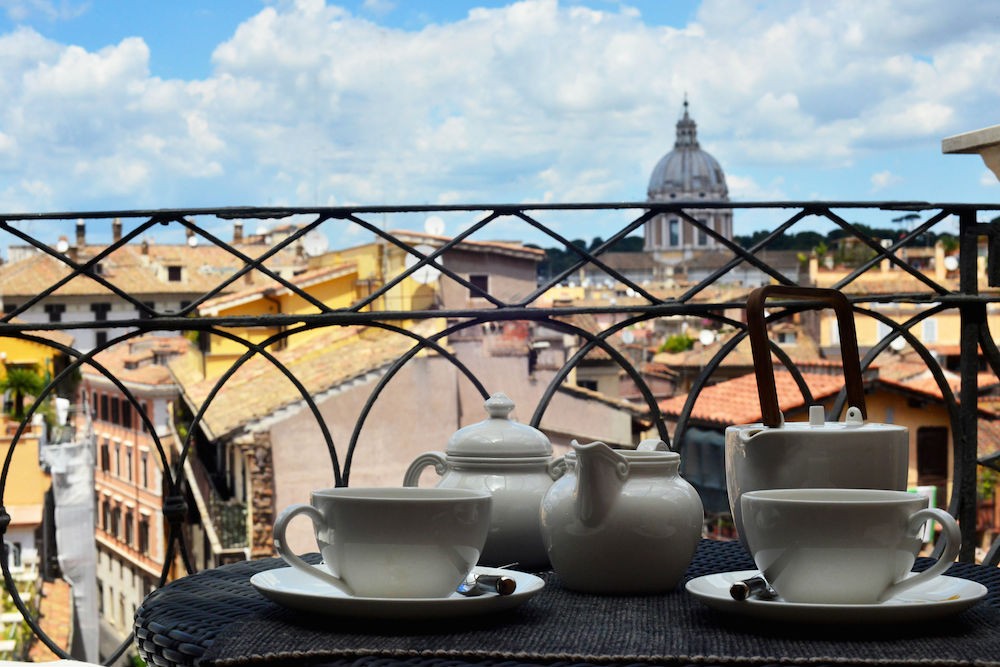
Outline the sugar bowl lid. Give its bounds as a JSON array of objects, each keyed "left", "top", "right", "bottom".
[{"left": 446, "top": 393, "right": 553, "bottom": 458}]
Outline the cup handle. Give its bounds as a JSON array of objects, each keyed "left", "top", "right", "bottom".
[
  {"left": 273, "top": 503, "right": 353, "bottom": 595},
  {"left": 878, "top": 507, "right": 961, "bottom": 602}
]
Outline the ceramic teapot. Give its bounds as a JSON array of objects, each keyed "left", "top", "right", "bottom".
[
  {"left": 725, "top": 285, "right": 909, "bottom": 545},
  {"left": 539, "top": 439, "right": 704, "bottom": 594},
  {"left": 403, "top": 392, "right": 563, "bottom": 570}
]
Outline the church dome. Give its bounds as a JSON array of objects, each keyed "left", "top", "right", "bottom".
[{"left": 647, "top": 101, "right": 728, "bottom": 201}]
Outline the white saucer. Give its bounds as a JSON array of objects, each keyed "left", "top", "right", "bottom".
[
  {"left": 686, "top": 569, "right": 987, "bottom": 624},
  {"left": 251, "top": 565, "right": 544, "bottom": 619}
]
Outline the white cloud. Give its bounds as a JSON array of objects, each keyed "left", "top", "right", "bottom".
[
  {"left": 871, "top": 170, "right": 902, "bottom": 192},
  {"left": 727, "top": 174, "right": 786, "bottom": 200},
  {"left": 981, "top": 170, "right": 999, "bottom": 187},
  {"left": 1, "top": 0, "right": 999, "bottom": 220}
]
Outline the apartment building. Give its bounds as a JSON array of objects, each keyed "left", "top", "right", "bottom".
[{"left": 81, "top": 335, "right": 189, "bottom": 655}]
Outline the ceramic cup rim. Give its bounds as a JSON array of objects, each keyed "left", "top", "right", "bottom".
[
  {"left": 742, "top": 488, "right": 925, "bottom": 507},
  {"left": 310, "top": 486, "right": 491, "bottom": 503}
]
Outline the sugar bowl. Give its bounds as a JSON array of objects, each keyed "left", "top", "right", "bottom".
[{"left": 403, "top": 393, "right": 563, "bottom": 570}]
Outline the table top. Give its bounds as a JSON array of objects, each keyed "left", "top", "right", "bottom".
[{"left": 134, "top": 539, "right": 1000, "bottom": 667}]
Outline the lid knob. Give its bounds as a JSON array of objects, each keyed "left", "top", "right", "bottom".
[
  {"left": 485, "top": 393, "right": 515, "bottom": 420},
  {"left": 446, "top": 393, "right": 552, "bottom": 458}
]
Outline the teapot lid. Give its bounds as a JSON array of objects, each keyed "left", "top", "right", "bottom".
[{"left": 446, "top": 393, "right": 553, "bottom": 458}]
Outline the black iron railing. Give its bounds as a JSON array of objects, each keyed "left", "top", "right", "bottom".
[{"left": 0, "top": 201, "right": 999, "bottom": 664}]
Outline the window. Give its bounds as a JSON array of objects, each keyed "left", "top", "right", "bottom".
[
  {"left": 115, "top": 443, "right": 121, "bottom": 477},
  {"left": 95, "top": 330, "right": 108, "bottom": 347},
  {"left": 102, "top": 499, "right": 110, "bottom": 530},
  {"left": 917, "top": 426, "right": 949, "bottom": 508},
  {"left": 91, "top": 391, "right": 98, "bottom": 419},
  {"left": 138, "top": 518, "right": 150, "bottom": 555},
  {"left": 697, "top": 220, "right": 708, "bottom": 246},
  {"left": 468, "top": 274, "right": 489, "bottom": 298},
  {"left": 124, "top": 510, "right": 134, "bottom": 546},
  {"left": 668, "top": 219, "right": 680, "bottom": 246},
  {"left": 91, "top": 302, "right": 111, "bottom": 321},
  {"left": 100, "top": 394, "right": 109, "bottom": 421},
  {"left": 3, "top": 542, "right": 21, "bottom": 568},
  {"left": 141, "top": 453, "right": 149, "bottom": 489},
  {"left": 100, "top": 441, "right": 110, "bottom": 473},
  {"left": 111, "top": 397, "right": 120, "bottom": 424},
  {"left": 922, "top": 318, "right": 938, "bottom": 343},
  {"left": 3, "top": 303, "right": 16, "bottom": 315},
  {"left": 167, "top": 266, "right": 182, "bottom": 281},
  {"left": 44, "top": 303, "right": 66, "bottom": 323},
  {"left": 125, "top": 447, "right": 133, "bottom": 482},
  {"left": 122, "top": 402, "right": 132, "bottom": 429},
  {"left": 111, "top": 506, "right": 121, "bottom": 539},
  {"left": 777, "top": 331, "right": 797, "bottom": 345}
]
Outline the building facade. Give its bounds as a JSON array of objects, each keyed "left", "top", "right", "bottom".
[{"left": 645, "top": 101, "right": 733, "bottom": 260}]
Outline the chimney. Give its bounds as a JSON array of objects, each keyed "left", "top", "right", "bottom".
[
  {"left": 233, "top": 221, "right": 244, "bottom": 244},
  {"left": 112, "top": 218, "right": 122, "bottom": 243},
  {"left": 75, "top": 219, "right": 86, "bottom": 248},
  {"left": 141, "top": 239, "right": 149, "bottom": 256}
]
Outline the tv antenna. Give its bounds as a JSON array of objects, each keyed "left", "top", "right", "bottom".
[
  {"left": 424, "top": 216, "right": 445, "bottom": 236},
  {"left": 405, "top": 244, "right": 442, "bottom": 284},
  {"left": 302, "top": 230, "right": 330, "bottom": 257}
]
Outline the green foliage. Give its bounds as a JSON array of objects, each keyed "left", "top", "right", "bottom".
[
  {"left": 979, "top": 466, "right": 998, "bottom": 500},
  {"left": 0, "top": 365, "right": 46, "bottom": 420},
  {"left": 660, "top": 333, "right": 694, "bottom": 354}
]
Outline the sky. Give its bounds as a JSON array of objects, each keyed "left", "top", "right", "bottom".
[{"left": 0, "top": 0, "right": 999, "bottom": 247}]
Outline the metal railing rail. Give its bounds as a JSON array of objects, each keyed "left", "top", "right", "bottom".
[{"left": 0, "top": 201, "right": 998, "bottom": 663}]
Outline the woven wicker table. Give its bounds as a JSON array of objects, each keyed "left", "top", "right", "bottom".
[{"left": 135, "top": 539, "right": 1000, "bottom": 667}]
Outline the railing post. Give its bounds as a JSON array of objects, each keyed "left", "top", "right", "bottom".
[{"left": 957, "top": 208, "right": 981, "bottom": 562}]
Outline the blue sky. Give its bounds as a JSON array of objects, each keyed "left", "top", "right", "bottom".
[{"left": 0, "top": 0, "right": 998, "bottom": 246}]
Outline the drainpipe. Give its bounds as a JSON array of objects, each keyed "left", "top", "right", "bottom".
[{"left": 261, "top": 289, "right": 285, "bottom": 350}]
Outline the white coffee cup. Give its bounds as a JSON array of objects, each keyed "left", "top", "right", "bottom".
[
  {"left": 740, "top": 488, "right": 961, "bottom": 604},
  {"left": 273, "top": 487, "right": 492, "bottom": 598}
]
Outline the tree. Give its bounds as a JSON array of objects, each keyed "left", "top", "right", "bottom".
[{"left": 0, "top": 365, "right": 46, "bottom": 420}]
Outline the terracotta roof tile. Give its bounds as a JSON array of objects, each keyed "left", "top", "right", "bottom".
[
  {"left": 199, "top": 262, "right": 356, "bottom": 313},
  {"left": 0, "top": 241, "right": 303, "bottom": 298},
  {"left": 170, "top": 319, "right": 444, "bottom": 438},
  {"left": 389, "top": 230, "right": 545, "bottom": 259},
  {"left": 653, "top": 324, "right": 822, "bottom": 369},
  {"left": 85, "top": 334, "right": 190, "bottom": 386},
  {"left": 659, "top": 370, "right": 852, "bottom": 426}
]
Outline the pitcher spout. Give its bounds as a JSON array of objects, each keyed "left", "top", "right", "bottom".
[{"left": 571, "top": 440, "right": 629, "bottom": 528}]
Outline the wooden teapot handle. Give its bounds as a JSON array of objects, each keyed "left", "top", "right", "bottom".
[{"left": 746, "top": 285, "right": 866, "bottom": 428}]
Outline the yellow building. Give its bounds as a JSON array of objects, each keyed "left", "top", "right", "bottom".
[{"left": 0, "top": 328, "right": 70, "bottom": 573}]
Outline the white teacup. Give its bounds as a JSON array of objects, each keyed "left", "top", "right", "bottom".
[
  {"left": 740, "top": 488, "right": 960, "bottom": 604},
  {"left": 273, "top": 487, "right": 492, "bottom": 598}
]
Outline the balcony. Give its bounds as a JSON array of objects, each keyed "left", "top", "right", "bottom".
[{"left": 0, "top": 201, "right": 999, "bottom": 663}]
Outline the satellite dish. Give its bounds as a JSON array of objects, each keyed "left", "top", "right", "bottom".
[
  {"left": 405, "top": 244, "right": 442, "bottom": 284},
  {"left": 302, "top": 230, "right": 330, "bottom": 257},
  {"left": 943, "top": 255, "right": 959, "bottom": 272},
  {"left": 890, "top": 337, "right": 906, "bottom": 352},
  {"left": 699, "top": 329, "right": 716, "bottom": 346},
  {"left": 55, "top": 237, "right": 69, "bottom": 253},
  {"left": 187, "top": 235, "right": 199, "bottom": 247},
  {"left": 424, "top": 216, "right": 445, "bottom": 236},
  {"left": 622, "top": 330, "right": 635, "bottom": 345}
]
